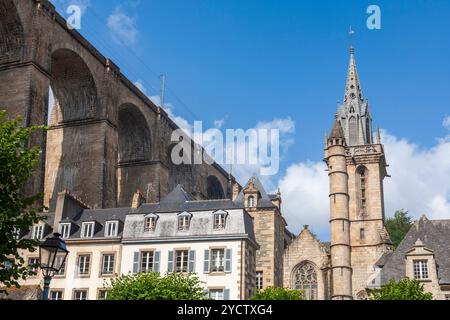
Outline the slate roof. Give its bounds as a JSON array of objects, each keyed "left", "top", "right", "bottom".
[
  {"left": 235, "top": 176, "right": 276, "bottom": 209},
  {"left": 379, "top": 216, "right": 450, "bottom": 285}
]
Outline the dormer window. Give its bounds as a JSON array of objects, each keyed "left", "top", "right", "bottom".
[
  {"left": 105, "top": 221, "right": 119, "bottom": 237},
  {"left": 144, "top": 214, "right": 159, "bottom": 232},
  {"left": 31, "top": 224, "right": 44, "bottom": 240},
  {"left": 59, "top": 223, "right": 71, "bottom": 239},
  {"left": 248, "top": 196, "right": 255, "bottom": 208},
  {"left": 178, "top": 212, "right": 192, "bottom": 231},
  {"left": 81, "top": 222, "right": 95, "bottom": 238},
  {"left": 213, "top": 211, "right": 228, "bottom": 230},
  {"left": 413, "top": 260, "right": 429, "bottom": 280}
]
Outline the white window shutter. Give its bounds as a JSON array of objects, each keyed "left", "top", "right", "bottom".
[
  {"left": 167, "top": 251, "right": 174, "bottom": 273},
  {"left": 189, "top": 250, "right": 196, "bottom": 273},
  {"left": 203, "top": 250, "right": 210, "bottom": 273},
  {"left": 133, "top": 252, "right": 140, "bottom": 274},
  {"left": 153, "top": 251, "right": 160, "bottom": 273},
  {"left": 225, "top": 248, "right": 232, "bottom": 273}
]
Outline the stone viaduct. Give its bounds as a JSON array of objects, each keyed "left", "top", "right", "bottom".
[{"left": 0, "top": 0, "right": 235, "bottom": 211}]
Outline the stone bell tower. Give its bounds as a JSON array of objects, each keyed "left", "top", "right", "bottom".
[{"left": 325, "top": 46, "right": 392, "bottom": 299}]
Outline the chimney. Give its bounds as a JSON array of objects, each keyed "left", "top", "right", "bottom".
[
  {"left": 131, "top": 189, "right": 146, "bottom": 208},
  {"left": 232, "top": 183, "right": 240, "bottom": 201}
]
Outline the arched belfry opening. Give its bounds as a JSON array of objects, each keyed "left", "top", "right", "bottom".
[
  {"left": 117, "top": 104, "right": 156, "bottom": 207},
  {"left": 44, "top": 48, "right": 100, "bottom": 211},
  {"left": 0, "top": 0, "right": 24, "bottom": 64},
  {"left": 207, "top": 175, "right": 225, "bottom": 200}
]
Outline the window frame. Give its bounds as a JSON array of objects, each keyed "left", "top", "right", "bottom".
[
  {"left": 54, "top": 255, "right": 67, "bottom": 277},
  {"left": 178, "top": 213, "right": 192, "bottom": 231},
  {"left": 97, "top": 289, "right": 110, "bottom": 300},
  {"left": 247, "top": 196, "right": 255, "bottom": 208},
  {"left": 76, "top": 254, "right": 91, "bottom": 277},
  {"left": 73, "top": 289, "right": 89, "bottom": 301},
  {"left": 413, "top": 260, "right": 429, "bottom": 280},
  {"left": 59, "top": 223, "right": 71, "bottom": 239},
  {"left": 101, "top": 253, "right": 115, "bottom": 276},
  {"left": 140, "top": 251, "right": 155, "bottom": 273},
  {"left": 81, "top": 222, "right": 95, "bottom": 239},
  {"left": 49, "top": 290, "right": 64, "bottom": 301},
  {"left": 213, "top": 211, "right": 228, "bottom": 230},
  {"left": 144, "top": 215, "right": 158, "bottom": 232},
  {"left": 104, "top": 221, "right": 119, "bottom": 238},
  {"left": 31, "top": 224, "right": 44, "bottom": 240},
  {"left": 175, "top": 250, "right": 189, "bottom": 273},
  {"left": 210, "top": 248, "right": 225, "bottom": 273},
  {"left": 208, "top": 288, "right": 225, "bottom": 300},
  {"left": 27, "top": 257, "right": 40, "bottom": 276},
  {"left": 256, "top": 271, "right": 264, "bottom": 291}
]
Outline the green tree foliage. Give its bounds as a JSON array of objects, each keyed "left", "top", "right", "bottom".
[
  {"left": 386, "top": 209, "right": 413, "bottom": 248},
  {"left": 370, "top": 278, "right": 433, "bottom": 300},
  {"left": 0, "top": 110, "right": 47, "bottom": 289},
  {"left": 105, "top": 272, "right": 206, "bottom": 300},
  {"left": 250, "top": 287, "right": 305, "bottom": 300}
]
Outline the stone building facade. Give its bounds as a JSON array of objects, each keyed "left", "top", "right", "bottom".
[{"left": 234, "top": 177, "right": 288, "bottom": 290}]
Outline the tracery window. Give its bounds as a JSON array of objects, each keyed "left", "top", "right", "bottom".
[{"left": 293, "top": 262, "right": 318, "bottom": 300}]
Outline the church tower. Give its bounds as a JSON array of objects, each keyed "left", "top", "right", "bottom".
[{"left": 326, "top": 46, "right": 392, "bottom": 300}]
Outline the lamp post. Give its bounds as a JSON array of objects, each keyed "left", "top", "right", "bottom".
[{"left": 39, "top": 233, "right": 69, "bottom": 300}]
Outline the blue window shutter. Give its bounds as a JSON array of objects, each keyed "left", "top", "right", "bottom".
[
  {"left": 203, "top": 250, "right": 210, "bottom": 273},
  {"left": 225, "top": 249, "right": 232, "bottom": 273},
  {"left": 224, "top": 289, "right": 230, "bottom": 300},
  {"left": 153, "top": 251, "right": 161, "bottom": 273},
  {"left": 189, "top": 250, "right": 196, "bottom": 273},
  {"left": 133, "top": 252, "right": 140, "bottom": 274},
  {"left": 167, "top": 251, "right": 174, "bottom": 273}
]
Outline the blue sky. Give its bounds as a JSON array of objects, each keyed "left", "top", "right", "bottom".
[{"left": 52, "top": 0, "right": 450, "bottom": 239}]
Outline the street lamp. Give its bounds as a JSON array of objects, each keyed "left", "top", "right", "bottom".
[{"left": 39, "top": 233, "right": 69, "bottom": 300}]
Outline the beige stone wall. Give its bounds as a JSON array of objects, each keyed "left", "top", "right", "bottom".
[
  {"left": 248, "top": 208, "right": 285, "bottom": 289},
  {"left": 283, "top": 228, "right": 330, "bottom": 300}
]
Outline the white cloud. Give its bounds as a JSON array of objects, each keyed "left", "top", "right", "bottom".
[
  {"left": 443, "top": 116, "right": 450, "bottom": 131},
  {"left": 276, "top": 119, "right": 450, "bottom": 240},
  {"left": 107, "top": 7, "right": 138, "bottom": 45}
]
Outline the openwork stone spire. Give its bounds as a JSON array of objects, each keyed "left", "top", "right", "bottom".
[{"left": 336, "top": 46, "right": 373, "bottom": 146}]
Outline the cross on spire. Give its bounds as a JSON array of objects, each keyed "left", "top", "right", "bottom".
[{"left": 349, "top": 26, "right": 355, "bottom": 48}]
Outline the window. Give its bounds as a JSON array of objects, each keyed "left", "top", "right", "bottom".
[
  {"left": 210, "top": 249, "right": 225, "bottom": 272},
  {"left": 256, "top": 271, "right": 264, "bottom": 290},
  {"left": 175, "top": 250, "right": 189, "bottom": 273},
  {"left": 98, "top": 289, "right": 109, "bottom": 300},
  {"left": 413, "top": 260, "right": 429, "bottom": 280},
  {"left": 50, "top": 290, "right": 63, "bottom": 301},
  {"left": 81, "top": 222, "right": 95, "bottom": 238},
  {"left": 73, "top": 290, "right": 88, "bottom": 300},
  {"left": 101, "top": 254, "right": 115, "bottom": 275},
  {"left": 28, "top": 257, "right": 39, "bottom": 274},
  {"left": 77, "top": 255, "right": 91, "bottom": 276},
  {"left": 214, "top": 213, "right": 226, "bottom": 230},
  {"left": 247, "top": 196, "right": 255, "bottom": 208},
  {"left": 357, "top": 167, "right": 368, "bottom": 215},
  {"left": 209, "top": 289, "right": 224, "bottom": 300},
  {"left": 144, "top": 217, "right": 157, "bottom": 231},
  {"left": 360, "top": 228, "right": 365, "bottom": 240},
  {"left": 105, "top": 221, "right": 119, "bottom": 237},
  {"left": 178, "top": 216, "right": 190, "bottom": 231},
  {"left": 12, "top": 227, "right": 20, "bottom": 240},
  {"left": 293, "top": 262, "right": 318, "bottom": 300},
  {"left": 54, "top": 255, "right": 66, "bottom": 276},
  {"left": 31, "top": 225, "right": 44, "bottom": 240},
  {"left": 59, "top": 223, "right": 71, "bottom": 239},
  {"left": 140, "top": 251, "right": 154, "bottom": 273}
]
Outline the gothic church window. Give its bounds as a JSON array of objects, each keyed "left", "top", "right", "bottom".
[
  {"left": 349, "top": 116, "right": 358, "bottom": 145},
  {"left": 293, "top": 262, "right": 318, "bottom": 300}
]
